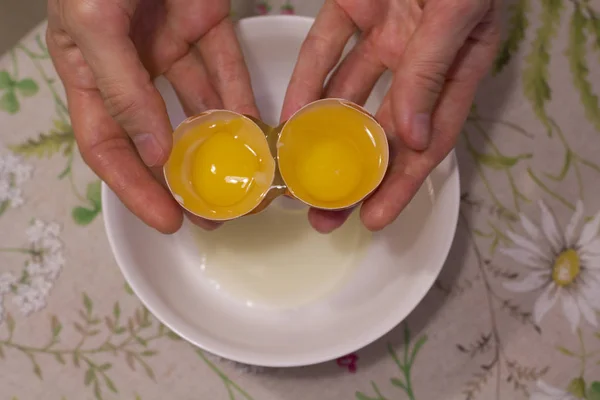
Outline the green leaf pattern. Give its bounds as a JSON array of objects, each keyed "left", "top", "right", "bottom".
[
  {"left": 9, "top": 124, "right": 73, "bottom": 158},
  {"left": 0, "top": 69, "right": 39, "bottom": 114},
  {"left": 567, "top": 4, "right": 600, "bottom": 132},
  {"left": 0, "top": 90, "right": 19, "bottom": 114},
  {"left": 522, "top": 0, "right": 563, "bottom": 134},
  {"left": 493, "top": 0, "right": 529, "bottom": 75},
  {"left": 72, "top": 181, "right": 102, "bottom": 225}
]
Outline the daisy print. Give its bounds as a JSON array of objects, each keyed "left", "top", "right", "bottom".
[{"left": 500, "top": 200, "right": 600, "bottom": 332}]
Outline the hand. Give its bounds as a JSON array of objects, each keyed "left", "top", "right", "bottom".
[
  {"left": 282, "top": 0, "right": 500, "bottom": 233},
  {"left": 47, "top": 0, "right": 258, "bottom": 233}
]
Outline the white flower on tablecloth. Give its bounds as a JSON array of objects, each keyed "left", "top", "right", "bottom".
[
  {"left": 0, "top": 153, "right": 33, "bottom": 208},
  {"left": 26, "top": 219, "right": 61, "bottom": 249},
  {"left": 530, "top": 380, "right": 579, "bottom": 400},
  {"left": 25, "top": 261, "right": 43, "bottom": 275},
  {"left": 500, "top": 200, "right": 600, "bottom": 332},
  {"left": 0, "top": 273, "right": 17, "bottom": 295},
  {"left": 8, "top": 219, "right": 65, "bottom": 316},
  {"left": 13, "top": 282, "right": 47, "bottom": 314}
]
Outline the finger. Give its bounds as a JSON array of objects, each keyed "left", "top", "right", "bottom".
[
  {"left": 360, "top": 149, "right": 430, "bottom": 232},
  {"left": 363, "top": 81, "right": 434, "bottom": 231},
  {"left": 66, "top": 5, "right": 173, "bottom": 168},
  {"left": 47, "top": 24, "right": 182, "bottom": 234},
  {"left": 391, "top": 0, "right": 490, "bottom": 150},
  {"left": 308, "top": 208, "right": 354, "bottom": 234},
  {"left": 280, "top": 0, "right": 356, "bottom": 121},
  {"left": 361, "top": 23, "right": 499, "bottom": 232},
  {"left": 164, "top": 48, "right": 223, "bottom": 116},
  {"left": 197, "top": 18, "right": 259, "bottom": 117},
  {"left": 430, "top": 17, "right": 500, "bottom": 140},
  {"left": 324, "top": 38, "right": 386, "bottom": 105},
  {"left": 67, "top": 86, "right": 183, "bottom": 234}
]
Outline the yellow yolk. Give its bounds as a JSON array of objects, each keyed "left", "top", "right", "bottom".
[
  {"left": 297, "top": 138, "right": 362, "bottom": 202},
  {"left": 277, "top": 101, "right": 388, "bottom": 209},
  {"left": 164, "top": 111, "right": 276, "bottom": 221},
  {"left": 191, "top": 131, "right": 260, "bottom": 207}
]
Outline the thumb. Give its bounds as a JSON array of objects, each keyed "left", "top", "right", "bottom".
[
  {"left": 392, "top": 0, "right": 489, "bottom": 150},
  {"left": 67, "top": 2, "right": 172, "bottom": 167}
]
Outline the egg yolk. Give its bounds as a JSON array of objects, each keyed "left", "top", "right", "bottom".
[
  {"left": 191, "top": 131, "right": 260, "bottom": 207},
  {"left": 278, "top": 101, "right": 387, "bottom": 209},
  {"left": 296, "top": 138, "right": 363, "bottom": 202}
]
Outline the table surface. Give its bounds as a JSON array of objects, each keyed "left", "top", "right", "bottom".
[{"left": 1, "top": 0, "right": 600, "bottom": 399}]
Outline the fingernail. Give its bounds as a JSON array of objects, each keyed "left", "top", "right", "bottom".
[
  {"left": 133, "top": 134, "right": 164, "bottom": 167},
  {"left": 411, "top": 113, "right": 431, "bottom": 151}
]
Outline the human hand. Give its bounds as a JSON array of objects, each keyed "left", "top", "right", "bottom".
[
  {"left": 47, "top": 0, "right": 258, "bottom": 233},
  {"left": 282, "top": 0, "right": 500, "bottom": 233}
]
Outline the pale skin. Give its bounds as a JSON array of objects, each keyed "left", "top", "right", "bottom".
[{"left": 47, "top": 0, "right": 500, "bottom": 234}]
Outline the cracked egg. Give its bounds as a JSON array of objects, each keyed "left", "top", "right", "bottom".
[
  {"left": 164, "top": 99, "right": 389, "bottom": 221},
  {"left": 277, "top": 99, "right": 389, "bottom": 210},
  {"left": 163, "top": 110, "right": 276, "bottom": 221}
]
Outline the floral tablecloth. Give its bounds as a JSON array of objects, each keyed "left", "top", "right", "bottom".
[{"left": 1, "top": 0, "right": 600, "bottom": 399}]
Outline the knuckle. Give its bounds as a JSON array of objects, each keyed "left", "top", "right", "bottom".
[
  {"left": 100, "top": 82, "right": 135, "bottom": 118},
  {"left": 302, "top": 33, "right": 331, "bottom": 58},
  {"left": 108, "top": 95, "right": 140, "bottom": 125},
  {"left": 99, "top": 78, "right": 153, "bottom": 125},
  {"left": 299, "top": 32, "right": 341, "bottom": 76},
  {"left": 79, "top": 136, "right": 130, "bottom": 191},
  {"left": 46, "top": 26, "right": 74, "bottom": 53},
  {"left": 66, "top": 0, "right": 103, "bottom": 27},
  {"left": 63, "top": 0, "right": 129, "bottom": 34},
  {"left": 214, "top": 56, "right": 243, "bottom": 86},
  {"left": 411, "top": 61, "right": 447, "bottom": 95}
]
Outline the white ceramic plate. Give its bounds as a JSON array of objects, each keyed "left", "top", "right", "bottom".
[{"left": 102, "top": 15, "right": 460, "bottom": 367}]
